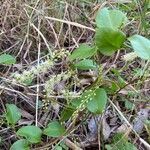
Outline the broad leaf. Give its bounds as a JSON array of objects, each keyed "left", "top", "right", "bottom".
[
  {"left": 87, "top": 88, "right": 107, "bottom": 114},
  {"left": 74, "top": 59, "right": 97, "bottom": 70},
  {"left": 60, "top": 107, "right": 75, "bottom": 122},
  {"left": 5, "top": 104, "right": 21, "bottom": 125},
  {"left": 0, "top": 54, "right": 16, "bottom": 65},
  {"left": 95, "top": 27, "right": 126, "bottom": 56},
  {"left": 69, "top": 44, "right": 97, "bottom": 61},
  {"left": 43, "top": 121, "right": 65, "bottom": 137},
  {"left": 96, "top": 7, "right": 127, "bottom": 29},
  {"left": 71, "top": 89, "right": 94, "bottom": 108},
  {"left": 128, "top": 35, "right": 150, "bottom": 60},
  {"left": 17, "top": 126, "right": 42, "bottom": 143},
  {"left": 10, "top": 139, "right": 30, "bottom": 150}
]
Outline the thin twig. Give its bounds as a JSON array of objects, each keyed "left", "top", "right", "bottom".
[
  {"left": 35, "top": 17, "right": 41, "bottom": 126},
  {"left": 109, "top": 99, "right": 150, "bottom": 149},
  {"left": 45, "top": 16, "right": 95, "bottom": 32},
  {"left": 30, "top": 23, "right": 52, "bottom": 56}
]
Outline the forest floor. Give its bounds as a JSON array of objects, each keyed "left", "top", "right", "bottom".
[{"left": 0, "top": 0, "right": 150, "bottom": 150}]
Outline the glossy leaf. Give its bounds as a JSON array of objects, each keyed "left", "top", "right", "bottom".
[
  {"left": 128, "top": 35, "right": 150, "bottom": 60},
  {"left": 95, "top": 27, "right": 126, "bottom": 56},
  {"left": 87, "top": 88, "right": 107, "bottom": 114},
  {"left": 0, "top": 54, "right": 16, "bottom": 65},
  {"left": 17, "top": 126, "right": 42, "bottom": 143},
  {"left": 74, "top": 59, "right": 97, "bottom": 70},
  {"left": 10, "top": 139, "right": 30, "bottom": 150},
  {"left": 96, "top": 7, "right": 127, "bottom": 29},
  {"left": 43, "top": 121, "right": 65, "bottom": 137},
  {"left": 5, "top": 104, "right": 21, "bottom": 125},
  {"left": 69, "top": 44, "right": 97, "bottom": 61}
]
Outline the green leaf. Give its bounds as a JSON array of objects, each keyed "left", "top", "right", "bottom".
[
  {"left": 125, "top": 100, "right": 135, "bottom": 110},
  {"left": 71, "top": 89, "right": 94, "bottom": 108},
  {"left": 110, "top": 133, "right": 137, "bottom": 150},
  {"left": 87, "top": 88, "right": 107, "bottom": 114},
  {"left": 43, "top": 121, "right": 65, "bottom": 137},
  {"left": 96, "top": 7, "right": 127, "bottom": 30},
  {"left": 5, "top": 104, "right": 21, "bottom": 125},
  {"left": 54, "top": 146, "right": 63, "bottom": 150},
  {"left": 95, "top": 27, "right": 126, "bottom": 56},
  {"left": 10, "top": 139, "right": 30, "bottom": 150},
  {"left": 0, "top": 54, "right": 16, "bottom": 65},
  {"left": 74, "top": 59, "right": 97, "bottom": 70},
  {"left": 71, "top": 98, "right": 82, "bottom": 108},
  {"left": 17, "top": 126, "right": 42, "bottom": 143},
  {"left": 105, "top": 144, "right": 112, "bottom": 150},
  {"left": 60, "top": 107, "right": 75, "bottom": 122},
  {"left": 69, "top": 44, "right": 97, "bottom": 61},
  {"left": 128, "top": 35, "right": 150, "bottom": 60}
]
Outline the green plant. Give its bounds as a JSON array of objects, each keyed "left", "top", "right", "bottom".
[
  {"left": 0, "top": 54, "right": 16, "bottom": 65},
  {"left": 5, "top": 104, "right": 21, "bottom": 126},
  {"left": 10, "top": 139, "right": 30, "bottom": 150},
  {"left": 66, "top": 7, "right": 150, "bottom": 121},
  {"left": 4, "top": 105, "right": 67, "bottom": 149},
  {"left": 105, "top": 133, "right": 137, "bottom": 150},
  {"left": 43, "top": 121, "right": 65, "bottom": 137},
  {"left": 1, "top": 6, "right": 150, "bottom": 150}
]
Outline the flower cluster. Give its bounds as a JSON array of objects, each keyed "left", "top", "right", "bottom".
[
  {"left": 42, "top": 71, "right": 72, "bottom": 109},
  {"left": 12, "top": 58, "right": 54, "bottom": 85},
  {"left": 12, "top": 49, "right": 70, "bottom": 86},
  {"left": 72, "top": 89, "right": 96, "bottom": 121}
]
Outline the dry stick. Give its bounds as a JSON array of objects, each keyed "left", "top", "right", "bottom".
[
  {"left": 64, "top": 138, "right": 82, "bottom": 150},
  {"left": 110, "top": 0, "right": 132, "bottom": 3},
  {"left": 48, "top": 20, "right": 61, "bottom": 49},
  {"left": 58, "top": 3, "right": 69, "bottom": 41},
  {"left": 109, "top": 99, "right": 150, "bottom": 149},
  {"left": 25, "top": 4, "right": 95, "bottom": 33},
  {"left": 45, "top": 16, "right": 95, "bottom": 32},
  {"left": 0, "top": 85, "right": 34, "bottom": 107},
  {"left": 18, "top": 0, "right": 40, "bottom": 57},
  {"left": 30, "top": 22, "right": 52, "bottom": 56},
  {"left": 34, "top": 125, "right": 82, "bottom": 150},
  {"left": 24, "top": 5, "right": 95, "bottom": 33},
  {"left": 35, "top": 18, "right": 41, "bottom": 127}
]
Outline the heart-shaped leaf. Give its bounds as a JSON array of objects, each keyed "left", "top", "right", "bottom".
[
  {"left": 95, "top": 27, "right": 126, "bottom": 56},
  {"left": 0, "top": 54, "right": 16, "bottom": 65},
  {"left": 96, "top": 7, "right": 127, "bottom": 29},
  {"left": 43, "top": 121, "right": 65, "bottom": 137},
  {"left": 128, "top": 35, "right": 150, "bottom": 60},
  {"left": 74, "top": 59, "right": 97, "bottom": 70},
  {"left": 5, "top": 104, "right": 21, "bottom": 125},
  {"left": 87, "top": 88, "right": 107, "bottom": 114},
  {"left": 10, "top": 139, "right": 30, "bottom": 150},
  {"left": 69, "top": 44, "right": 97, "bottom": 61},
  {"left": 17, "top": 126, "right": 42, "bottom": 143}
]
